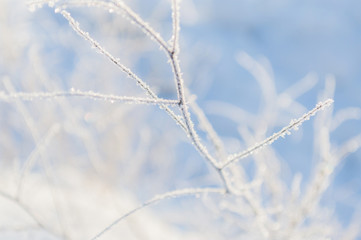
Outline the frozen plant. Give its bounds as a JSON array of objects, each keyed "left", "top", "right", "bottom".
[{"left": 0, "top": 0, "right": 361, "bottom": 240}]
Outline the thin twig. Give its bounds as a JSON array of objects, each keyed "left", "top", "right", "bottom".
[
  {"left": 166, "top": 1, "right": 229, "bottom": 191},
  {"left": 223, "top": 99, "right": 334, "bottom": 169},
  {"left": 168, "top": 48, "right": 227, "bottom": 190},
  {"left": 59, "top": 4, "right": 220, "bottom": 176},
  {"left": 51, "top": 0, "right": 171, "bottom": 52},
  {"left": 59, "top": 9, "right": 186, "bottom": 130},
  {"left": 90, "top": 188, "right": 226, "bottom": 240},
  {"left": 60, "top": 10, "right": 157, "bottom": 98},
  {"left": 170, "top": 0, "right": 180, "bottom": 54},
  {"left": 111, "top": 0, "right": 170, "bottom": 52},
  {"left": 0, "top": 90, "right": 180, "bottom": 105}
]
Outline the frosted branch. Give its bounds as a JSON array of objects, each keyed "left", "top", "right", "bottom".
[
  {"left": 91, "top": 188, "right": 226, "bottom": 240},
  {"left": 57, "top": 0, "right": 222, "bottom": 174},
  {"left": 165, "top": 2, "right": 223, "bottom": 185},
  {"left": 52, "top": 0, "right": 170, "bottom": 53},
  {"left": 60, "top": 10, "right": 154, "bottom": 96},
  {"left": 170, "top": 56, "right": 221, "bottom": 168},
  {"left": 165, "top": 16, "right": 220, "bottom": 171},
  {"left": 0, "top": 90, "right": 180, "bottom": 105},
  {"left": 170, "top": 0, "right": 180, "bottom": 54},
  {"left": 222, "top": 99, "right": 334, "bottom": 169},
  {"left": 58, "top": 9, "right": 186, "bottom": 130},
  {"left": 111, "top": 0, "right": 170, "bottom": 52}
]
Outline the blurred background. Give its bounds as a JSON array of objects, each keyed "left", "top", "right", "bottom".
[{"left": 0, "top": 0, "right": 360, "bottom": 239}]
